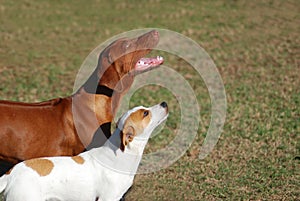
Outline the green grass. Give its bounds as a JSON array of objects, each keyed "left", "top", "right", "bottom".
[{"left": 0, "top": 0, "right": 299, "bottom": 200}]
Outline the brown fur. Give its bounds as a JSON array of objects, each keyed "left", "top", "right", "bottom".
[
  {"left": 25, "top": 158, "right": 54, "bottom": 176},
  {"left": 0, "top": 30, "right": 159, "bottom": 165},
  {"left": 71, "top": 156, "right": 85, "bottom": 164}
]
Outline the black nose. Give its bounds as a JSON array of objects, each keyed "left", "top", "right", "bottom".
[{"left": 160, "top": 101, "right": 168, "bottom": 108}]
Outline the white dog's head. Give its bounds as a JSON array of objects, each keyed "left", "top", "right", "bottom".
[{"left": 117, "top": 102, "right": 168, "bottom": 152}]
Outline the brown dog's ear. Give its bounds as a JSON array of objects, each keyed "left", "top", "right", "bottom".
[
  {"left": 115, "top": 74, "right": 134, "bottom": 94},
  {"left": 114, "top": 74, "right": 124, "bottom": 93},
  {"left": 120, "top": 126, "right": 135, "bottom": 152}
]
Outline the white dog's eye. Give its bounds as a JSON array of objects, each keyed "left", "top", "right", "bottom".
[{"left": 143, "top": 111, "right": 149, "bottom": 117}]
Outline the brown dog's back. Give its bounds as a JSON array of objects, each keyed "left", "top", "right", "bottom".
[{"left": 0, "top": 98, "right": 84, "bottom": 164}]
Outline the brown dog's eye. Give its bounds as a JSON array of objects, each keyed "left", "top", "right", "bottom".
[{"left": 143, "top": 111, "right": 149, "bottom": 117}]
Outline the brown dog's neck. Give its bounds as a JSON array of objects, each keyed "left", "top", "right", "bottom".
[
  {"left": 71, "top": 88, "right": 114, "bottom": 146},
  {"left": 84, "top": 84, "right": 114, "bottom": 97},
  {"left": 81, "top": 71, "right": 115, "bottom": 97},
  {"left": 73, "top": 88, "right": 114, "bottom": 122}
]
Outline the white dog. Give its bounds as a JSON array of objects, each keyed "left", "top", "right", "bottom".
[{"left": 0, "top": 102, "right": 168, "bottom": 201}]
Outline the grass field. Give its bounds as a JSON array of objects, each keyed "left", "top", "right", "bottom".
[{"left": 0, "top": 0, "right": 299, "bottom": 200}]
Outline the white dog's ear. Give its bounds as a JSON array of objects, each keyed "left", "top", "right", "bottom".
[{"left": 120, "top": 125, "right": 135, "bottom": 152}]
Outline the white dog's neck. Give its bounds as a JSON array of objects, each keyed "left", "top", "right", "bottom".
[{"left": 88, "top": 128, "right": 148, "bottom": 175}]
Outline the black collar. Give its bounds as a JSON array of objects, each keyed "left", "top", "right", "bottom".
[
  {"left": 83, "top": 85, "right": 114, "bottom": 97},
  {"left": 82, "top": 72, "right": 114, "bottom": 97}
]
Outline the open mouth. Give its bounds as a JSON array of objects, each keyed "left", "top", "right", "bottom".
[{"left": 135, "top": 56, "right": 164, "bottom": 72}]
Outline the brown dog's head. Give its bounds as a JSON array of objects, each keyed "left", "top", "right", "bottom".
[{"left": 83, "top": 30, "right": 163, "bottom": 95}]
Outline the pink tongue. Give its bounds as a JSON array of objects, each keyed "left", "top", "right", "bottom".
[{"left": 135, "top": 56, "right": 164, "bottom": 70}]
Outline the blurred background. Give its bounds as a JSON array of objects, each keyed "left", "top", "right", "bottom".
[{"left": 0, "top": 0, "right": 299, "bottom": 200}]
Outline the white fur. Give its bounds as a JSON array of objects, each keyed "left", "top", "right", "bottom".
[{"left": 0, "top": 103, "right": 168, "bottom": 201}]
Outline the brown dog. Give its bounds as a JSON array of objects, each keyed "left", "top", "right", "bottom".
[{"left": 0, "top": 30, "right": 163, "bottom": 174}]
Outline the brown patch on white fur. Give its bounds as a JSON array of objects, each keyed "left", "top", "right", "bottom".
[
  {"left": 25, "top": 158, "right": 54, "bottom": 176},
  {"left": 71, "top": 156, "right": 85, "bottom": 164},
  {"left": 120, "top": 109, "right": 151, "bottom": 151}
]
